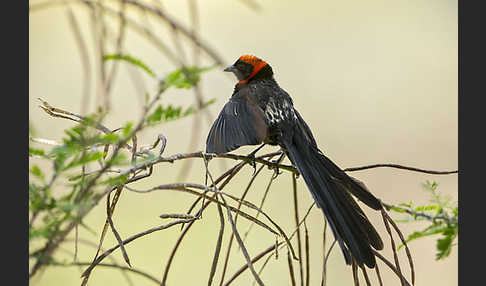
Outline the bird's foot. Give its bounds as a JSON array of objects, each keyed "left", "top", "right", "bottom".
[
  {"left": 247, "top": 153, "right": 257, "bottom": 174},
  {"left": 270, "top": 158, "right": 283, "bottom": 179}
]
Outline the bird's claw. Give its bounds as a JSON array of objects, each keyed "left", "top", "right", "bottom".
[
  {"left": 270, "top": 159, "right": 283, "bottom": 179},
  {"left": 247, "top": 153, "right": 257, "bottom": 174}
]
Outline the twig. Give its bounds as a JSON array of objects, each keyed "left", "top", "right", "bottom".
[
  {"left": 160, "top": 160, "right": 249, "bottom": 286},
  {"left": 29, "top": 136, "right": 62, "bottom": 146},
  {"left": 304, "top": 222, "right": 310, "bottom": 286},
  {"left": 159, "top": 213, "right": 197, "bottom": 219},
  {"left": 224, "top": 243, "right": 282, "bottom": 286},
  {"left": 287, "top": 249, "right": 297, "bottom": 286},
  {"left": 106, "top": 188, "right": 131, "bottom": 267},
  {"left": 226, "top": 203, "right": 316, "bottom": 285},
  {"left": 351, "top": 259, "right": 360, "bottom": 286},
  {"left": 219, "top": 193, "right": 265, "bottom": 286},
  {"left": 321, "top": 220, "right": 328, "bottom": 286},
  {"left": 344, "top": 164, "right": 457, "bottom": 175},
  {"left": 65, "top": 6, "right": 92, "bottom": 115},
  {"left": 322, "top": 239, "right": 337, "bottom": 286},
  {"left": 242, "top": 154, "right": 285, "bottom": 241},
  {"left": 292, "top": 173, "right": 304, "bottom": 286},
  {"left": 381, "top": 210, "right": 406, "bottom": 286},
  {"left": 375, "top": 261, "right": 383, "bottom": 286},
  {"left": 54, "top": 261, "right": 160, "bottom": 284},
  {"left": 372, "top": 250, "right": 411, "bottom": 286},
  {"left": 63, "top": 238, "right": 135, "bottom": 285},
  {"left": 360, "top": 266, "right": 372, "bottom": 286},
  {"left": 126, "top": 182, "right": 280, "bottom": 233},
  {"left": 382, "top": 201, "right": 456, "bottom": 225},
  {"left": 105, "top": 0, "right": 127, "bottom": 94},
  {"left": 382, "top": 209, "right": 415, "bottom": 285},
  {"left": 218, "top": 160, "right": 271, "bottom": 286},
  {"left": 81, "top": 217, "right": 196, "bottom": 278},
  {"left": 208, "top": 201, "right": 225, "bottom": 286}
]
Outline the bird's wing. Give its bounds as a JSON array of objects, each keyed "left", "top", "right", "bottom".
[{"left": 206, "top": 88, "right": 268, "bottom": 154}]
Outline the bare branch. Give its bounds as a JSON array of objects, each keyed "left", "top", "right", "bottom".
[
  {"left": 344, "top": 164, "right": 457, "bottom": 175},
  {"left": 81, "top": 217, "right": 196, "bottom": 278}
]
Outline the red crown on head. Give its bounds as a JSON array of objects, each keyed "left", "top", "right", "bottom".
[{"left": 238, "top": 54, "right": 267, "bottom": 67}]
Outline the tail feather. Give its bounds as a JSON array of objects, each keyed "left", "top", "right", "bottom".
[{"left": 283, "top": 129, "right": 383, "bottom": 268}]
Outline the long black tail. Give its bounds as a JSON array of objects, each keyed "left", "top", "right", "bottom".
[{"left": 283, "top": 128, "right": 384, "bottom": 268}]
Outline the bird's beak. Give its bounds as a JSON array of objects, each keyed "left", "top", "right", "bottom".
[{"left": 224, "top": 64, "right": 236, "bottom": 72}]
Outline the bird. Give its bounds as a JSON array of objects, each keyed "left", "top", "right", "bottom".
[{"left": 205, "top": 54, "right": 384, "bottom": 268}]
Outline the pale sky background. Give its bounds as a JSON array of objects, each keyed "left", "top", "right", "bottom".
[{"left": 30, "top": 0, "right": 457, "bottom": 285}]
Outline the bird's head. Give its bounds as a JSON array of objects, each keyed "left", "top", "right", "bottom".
[{"left": 224, "top": 55, "right": 273, "bottom": 84}]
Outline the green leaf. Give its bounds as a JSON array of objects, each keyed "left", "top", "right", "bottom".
[
  {"left": 67, "top": 172, "right": 97, "bottom": 182},
  {"left": 414, "top": 205, "right": 440, "bottom": 212},
  {"left": 57, "top": 201, "right": 77, "bottom": 213},
  {"left": 110, "top": 153, "right": 129, "bottom": 166},
  {"left": 30, "top": 225, "right": 53, "bottom": 240},
  {"left": 104, "top": 54, "right": 156, "bottom": 78},
  {"left": 29, "top": 183, "right": 44, "bottom": 211},
  {"left": 146, "top": 99, "right": 216, "bottom": 126},
  {"left": 394, "top": 216, "right": 427, "bottom": 223},
  {"left": 436, "top": 227, "right": 457, "bottom": 260},
  {"left": 63, "top": 151, "right": 104, "bottom": 171},
  {"left": 201, "top": 98, "right": 216, "bottom": 108},
  {"left": 101, "top": 133, "right": 120, "bottom": 144},
  {"left": 146, "top": 104, "right": 182, "bottom": 125},
  {"left": 160, "top": 65, "right": 216, "bottom": 90},
  {"left": 29, "top": 147, "right": 46, "bottom": 157},
  {"left": 122, "top": 122, "right": 134, "bottom": 137},
  {"left": 389, "top": 205, "right": 406, "bottom": 213},
  {"left": 30, "top": 165, "right": 45, "bottom": 181},
  {"left": 398, "top": 223, "right": 447, "bottom": 250},
  {"left": 100, "top": 174, "right": 129, "bottom": 186},
  {"left": 398, "top": 201, "right": 413, "bottom": 208},
  {"left": 452, "top": 206, "right": 458, "bottom": 216}
]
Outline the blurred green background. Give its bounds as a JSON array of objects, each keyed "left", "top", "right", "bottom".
[{"left": 29, "top": 0, "right": 457, "bottom": 285}]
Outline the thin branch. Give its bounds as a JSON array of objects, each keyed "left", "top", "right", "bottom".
[
  {"left": 382, "top": 209, "right": 415, "bottom": 285},
  {"left": 53, "top": 261, "right": 161, "bottom": 285},
  {"left": 105, "top": 0, "right": 127, "bottom": 94},
  {"left": 321, "top": 220, "right": 328, "bottom": 286},
  {"left": 225, "top": 203, "right": 316, "bottom": 285},
  {"left": 382, "top": 201, "right": 456, "bottom": 225},
  {"left": 224, "top": 243, "right": 282, "bottom": 286},
  {"left": 360, "top": 266, "right": 372, "bottom": 286},
  {"left": 218, "top": 161, "right": 270, "bottom": 286},
  {"left": 381, "top": 210, "right": 406, "bottom": 286},
  {"left": 322, "top": 239, "right": 337, "bottom": 286},
  {"left": 372, "top": 250, "right": 412, "bottom": 286},
  {"left": 81, "top": 217, "right": 197, "bottom": 278},
  {"left": 287, "top": 249, "right": 297, "bottom": 286},
  {"left": 65, "top": 6, "right": 92, "bottom": 115},
  {"left": 242, "top": 154, "right": 285, "bottom": 242},
  {"left": 208, "top": 201, "right": 225, "bottom": 286},
  {"left": 344, "top": 164, "right": 457, "bottom": 175},
  {"left": 219, "top": 193, "right": 265, "bottom": 286},
  {"left": 160, "top": 160, "right": 249, "bottom": 286},
  {"left": 106, "top": 188, "right": 131, "bottom": 267},
  {"left": 124, "top": 183, "right": 280, "bottom": 236},
  {"left": 292, "top": 173, "right": 304, "bottom": 286},
  {"left": 304, "top": 222, "right": 310, "bottom": 286},
  {"left": 374, "top": 261, "right": 384, "bottom": 286},
  {"left": 351, "top": 259, "right": 360, "bottom": 286}
]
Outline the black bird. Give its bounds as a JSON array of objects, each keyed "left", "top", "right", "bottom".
[{"left": 206, "top": 55, "right": 384, "bottom": 268}]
